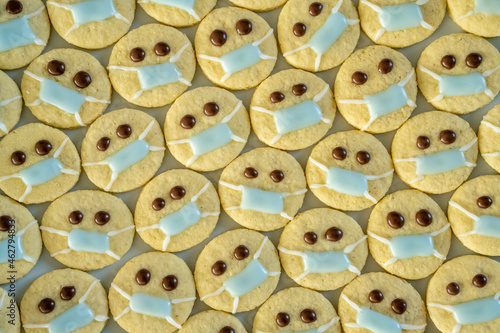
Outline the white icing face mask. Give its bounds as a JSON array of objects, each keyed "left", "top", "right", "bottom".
[
  {"left": 24, "top": 71, "right": 110, "bottom": 126},
  {"left": 338, "top": 69, "right": 416, "bottom": 131},
  {"left": 395, "top": 138, "right": 477, "bottom": 184},
  {"left": 251, "top": 85, "right": 332, "bottom": 144},
  {"left": 456, "top": 0, "right": 500, "bottom": 20},
  {"left": 137, "top": 0, "right": 200, "bottom": 21},
  {"left": 0, "top": 6, "right": 46, "bottom": 53},
  {"left": 342, "top": 294, "right": 426, "bottom": 333},
  {"left": 449, "top": 201, "right": 500, "bottom": 239},
  {"left": 279, "top": 235, "right": 367, "bottom": 280},
  {"left": 428, "top": 292, "right": 500, "bottom": 333},
  {"left": 360, "top": 0, "right": 433, "bottom": 41},
  {"left": 108, "top": 43, "right": 192, "bottom": 100},
  {"left": 167, "top": 101, "right": 247, "bottom": 166},
  {"left": 0, "top": 138, "right": 79, "bottom": 202},
  {"left": 200, "top": 236, "right": 280, "bottom": 314},
  {"left": 255, "top": 316, "right": 340, "bottom": 333},
  {"left": 24, "top": 279, "right": 108, "bottom": 333},
  {"left": 198, "top": 29, "right": 277, "bottom": 83},
  {"left": 481, "top": 119, "right": 500, "bottom": 159},
  {"left": 47, "top": 0, "right": 130, "bottom": 37},
  {"left": 0, "top": 220, "right": 38, "bottom": 264},
  {"left": 283, "top": 0, "right": 359, "bottom": 71},
  {"left": 368, "top": 223, "right": 450, "bottom": 266},
  {"left": 419, "top": 64, "right": 500, "bottom": 102},
  {"left": 0, "top": 95, "right": 21, "bottom": 134},
  {"left": 137, "top": 182, "right": 220, "bottom": 251},
  {"left": 308, "top": 158, "right": 393, "bottom": 204},
  {"left": 83, "top": 120, "right": 165, "bottom": 191}
]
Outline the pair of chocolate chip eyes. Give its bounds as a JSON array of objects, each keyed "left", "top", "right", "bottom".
[
  {"left": 96, "top": 124, "right": 133, "bottom": 151},
  {"left": 276, "top": 309, "right": 318, "bottom": 327},
  {"left": 38, "top": 286, "right": 76, "bottom": 314},
  {"left": 129, "top": 42, "right": 171, "bottom": 62},
  {"left": 0, "top": 215, "right": 15, "bottom": 232},
  {"left": 292, "top": 2, "right": 325, "bottom": 37},
  {"left": 210, "top": 19, "right": 254, "bottom": 46},
  {"left": 446, "top": 274, "right": 488, "bottom": 295},
  {"left": 10, "top": 140, "right": 53, "bottom": 166},
  {"left": 386, "top": 210, "right": 433, "bottom": 229},
  {"left": 151, "top": 186, "right": 187, "bottom": 210},
  {"left": 270, "top": 84, "right": 308, "bottom": 103},
  {"left": 244, "top": 167, "right": 285, "bottom": 183},
  {"left": 46, "top": 60, "right": 92, "bottom": 89},
  {"left": 135, "top": 269, "right": 179, "bottom": 290},
  {"left": 416, "top": 130, "right": 456, "bottom": 149},
  {"left": 180, "top": 102, "right": 220, "bottom": 129},
  {"left": 351, "top": 59, "right": 394, "bottom": 85},
  {"left": 5, "top": 0, "right": 23, "bottom": 14},
  {"left": 304, "top": 227, "right": 343, "bottom": 244},
  {"left": 441, "top": 53, "right": 483, "bottom": 70},
  {"left": 367, "top": 290, "right": 408, "bottom": 314},
  {"left": 211, "top": 245, "right": 251, "bottom": 276},
  {"left": 332, "top": 147, "right": 371, "bottom": 165},
  {"left": 68, "top": 210, "right": 110, "bottom": 225}
]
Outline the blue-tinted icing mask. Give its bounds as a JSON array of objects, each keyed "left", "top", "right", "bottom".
[
  {"left": 0, "top": 7, "right": 46, "bottom": 52},
  {"left": 0, "top": 220, "right": 37, "bottom": 263},
  {"left": 138, "top": 0, "right": 200, "bottom": 20},
  {"left": 449, "top": 201, "right": 500, "bottom": 239}
]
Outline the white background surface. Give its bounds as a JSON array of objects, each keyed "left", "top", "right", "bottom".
[{"left": 2, "top": 0, "right": 500, "bottom": 332}]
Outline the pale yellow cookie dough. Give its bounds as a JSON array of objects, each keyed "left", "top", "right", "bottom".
[
  {"left": 0, "top": 289, "right": 20, "bottom": 333},
  {"left": 479, "top": 105, "right": 500, "bottom": 174},
  {"left": 447, "top": 0, "right": 500, "bottom": 38},
  {"left": 0, "top": 70, "right": 22, "bottom": 138},
  {"left": 139, "top": 0, "right": 216, "bottom": 27},
  {"left": 179, "top": 310, "right": 247, "bottom": 333},
  {"left": 230, "top": 0, "right": 287, "bottom": 12}
]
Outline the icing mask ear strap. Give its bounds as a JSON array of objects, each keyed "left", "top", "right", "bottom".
[
  {"left": 482, "top": 120, "right": 500, "bottom": 133},
  {"left": 344, "top": 235, "right": 368, "bottom": 253},
  {"left": 15, "top": 219, "right": 38, "bottom": 237},
  {"left": 449, "top": 201, "right": 482, "bottom": 238},
  {"left": 0, "top": 290, "right": 5, "bottom": 307},
  {"left": 111, "top": 283, "right": 132, "bottom": 320}
]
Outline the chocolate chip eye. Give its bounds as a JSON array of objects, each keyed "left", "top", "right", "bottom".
[
  {"left": 68, "top": 211, "right": 83, "bottom": 225},
  {"left": 378, "top": 59, "right": 393, "bottom": 74},
  {"left": 446, "top": 282, "right": 460, "bottom": 295},
  {"left": 270, "top": 170, "right": 284, "bottom": 183},
  {"left": 352, "top": 71, "right": 368, "bottom": 85},
  {"left": 234, "top": 245, "right": 250, "bottom": 260},
  {"left": 441, "top": 55, "right": 456, "bottom": 69},
  {"left": 35, "top": 140, "right": 53, "bottom": 156},
  {"left": 136, "top": 269, "right": 151, "bottom": 285},
  {"left": 38, "top": 298, "right": 55, "bottom": 314},
  {"left": 477, "top": 196, "right": 493, "bottom": 209},
  {"left": 170, "top": 186, "right": 186, "bottom": 200},
  {"left": 94, "top": 211, "right": 110, "bottom": 225},
  {"left": 270, "top": 91, "right": 285, "bottom": 103},
  {"left": 276, "top": 312, "right": 290, "bottom": 327},
  {"left": 60, "top": 286, "right": 76, "bottom": 300},
  {"left": 211, "top": 260, "right": 227, "bottom": 276},
  {"left": 244, "top": 167, "right": 258, "bottom": 179},
  {"left": 300, "top": 309, "right": 317, "bottom": 323},
  {"left": 387, "top": 211, "right": 405, "bottom": 229},
  {"left": 416, "top": 136, "right": 430, "bottom": 150},
  {"left": 309, "top": 2, "right": 323, "bottom": 16},
  {"left": 11, "top": 151, "right": 26, "bottom": 165},
  {"left": 220, "top": 327, "right": 235, "bottom": 333},
  {"left": 416, "top": 209, "right": 433, "bottom": 227},
  {"left": 325, "top": 227, "right": 343, "bottom": 242},
  {"left": 96, "top": 137, "right": 110, "bottom": 151},
  {"left": 152, "top": 198, "right": 166, "bottom": 211},
  {"left": 130, "top": 47, "right": 145, "bottom": 62},
  {"left": 440, "top": 130, "right": 456, "bottom": 144},
  {"left": 180, "top": 115, "right": 196, "bottom": 129},
  {"left": 369, "top": 290, "right": 384, "bottom": 303},
  {"left": 210, "top": 30, "right": 227, "bottom": 46},
  {"left": 332, "top": 147, "right": 347, "bottom": 160},
  {"left": 117, "top": 124, "right": 132, "bottom": 139},
  {"left": 47, "top": 60, "right": 65, "bottom": 76},
  {"left": 391, "top": 299, "right": 407, "bottom": 314},
  {"left": 6, "top": 0, "right": 23, "bottom": 14},
  {"left": 292, "top": 84, "right": 307, "bottom": 96},
  {"left": 473, "top": 274, "right": 487, "bottom": 288},
  {"left": 236, "top": 19, "right": 252, "bottom": 35},
  {"left": 204, "top": 102, "right": 219, "bottom": 116},
  {"left": 0, "top": 216, "right": 14, "bottom": 232},
  {"left": 304, "top": 232, "right": 318, "bottom": 244},
  {"left": 466, "top": 53, "right": 482, "bottom": 68},
  {"left": 73, "top": 71, "right": 92, "bottom": 89},
  {"left": 293, "top": 22, "right": 307, "bottom": 37},
  {"left": 162, "top": 275, "right": 178, "bottom": 291},
  {"left": 154, "top": 42, "right": 170, "bottom": 56},
  {"left": 356, "top": 151, "right": 371, "bottom": 165}
]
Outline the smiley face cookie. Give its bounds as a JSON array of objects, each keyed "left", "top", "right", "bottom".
[
  {"left": 306, "top": 130, "right": 393, "bottom": 211},
  {"left": 368, "top": 189, "right": 451, "bottom": 280},
  {"left": 0, "top": 123, "right": 80, "bottom": 204},
  {"left": 138, "top": 0, "right": 216, "bottom": 27},
  {"left": 447, "top": 0, "right": 500, "bottom": 38},
  {"left": 392, "top": 111, "right": 478, "bottom": 194},
  {"left": 0, "top": 70, "right": 22, "bottom": 138},
  {"left": 278, "top": 0, "right": 359, "bottom": 72},
  {"left": 178, "top": 310, "right": 247, "bottom": 333},
  {"left": 0, "top": 288, "right": 20, "bottom": 333},
  {"left": 109, "top": 252, "right": 196, "bottom": 333},
  {"left": 426, "top": 255, "right": 500, "bottom": 333},
  {"left": 417, "top": 33, "right": 500, "bottom": 114},
  {"left": 0, "top": 0, "right": 50, "bottom": 70},
  {"left": 195, "top": 229, "right": 280, "bottom": 314},
  {"left": 41, "top": 190, "right": 135, "bottom": 271},
  {"left": 250, "top": 69, "right": 335, "bottom": 150},
  {"left": 195, "top": 7, "right": 278, "bottom": 90},
  {"left": 165, "top": 87, "right": 250, "bottom": 172},
  {"left": 81, "top": 109, "right": 165, "bottom": 193},
  {"left": 219, "top": 147, "right": 307, "bottom": 231},
  {"left": 108, "top": 24, "right": 195, "bottom": 107},
  {"left": 21, "top": 269, "right": 108, "bottom": 333},
  {"left": 21, "top": 48, "right": 112, "bottom": 128},
  {"left": 335, "top": 45, "right": 417, "bottom": 133},
  {"left": 339, "top": 272, "right": 427, "bottom": 333},
  {"left": 279, "top": 208, "right": 368, "bottom": 291},
  {"left": 253, "top": 287, "right": 341, "bottom": 333},
  {"left": 479, "top": 105, "right": 500, "bottom": 173},
  {"left": 135, "top": 169, "right": 220, "bottom": 252},
  {"left": 47, "top": 0, "right": 135, "bottom": 49},
  {"left": 0, "top": 195, "right": 42, "bottom": 284}
]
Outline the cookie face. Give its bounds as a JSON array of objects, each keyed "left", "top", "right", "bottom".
[
  {"left": 368, "top": 189, "right": 451, "bottom": 280},
  {"left": 230, "top": 0, "right": 287, "bottom": 12},
  {"left": 109, "top": 252, "right": 196, "bottom": 333},
  {"left": 178, "top": 310, "right": 247, "bottom": 333},
  {"left": 21, "top": 269, "right": 108, "bottom": 333},
  {"left": 0, "top": 70, "right": 22, "bottom": 138},
  {"left": 448, "top": 175, "right": 500, "bottom": 256},
  {"left": 447, "top": 0, "right": 500, "bottom": 38},
  {"left": 335, "top": 45, "right": 417, "bottom": 134},
  {"left": 306, "top": 130, "right": 393, "bottom": 211},
  {"left": 0, "top": 289, "right": 20, "bottom": 333},
  {"left": 358, "top": 0, "right": 446, "bottom": 48},
  {"left": 81, "top": 109, "right": 165, "bottom": 193},
  {"left": 195, "top": 7, "right": 278, "bottom": 90},
  {"left": 21, "top": 48, "right": 112, "bottom": 128},
  {"left": 165, "top": 87, "right": 250, "bottom": 172},
  {"left": 138, "top": 0, "right": 216, "bottom": 27},
  {"left": 250, "top": 69, "right": 335, "bottom": 150},
  {"left": 47, "top": 0, "right": 135, "bottom": 49},
  {"left": 0, "top": 0, "right": 50, "bottom": 70},
  {"left": 479, "top": 105, "right": 500, "bottom": 173},
  {"left": 135, "top": 169, "right": 220, "bottom": 252},
  {"left": 339, "top": 272, "right": 427, "bottom": 333},
  {"left": 0, "top": 195, "right": 42, "bottom": 284},
  {"left": 41, "top": 190, "right": 135, "bottom": 271},
  {"left": 194, "top": 229, "right": 281, "bottom": 313},
  {"left": 392, "top": 111, "right": 478, "bottom": 194},
  {"left": 416, "top": 33, "right": 500, "bottom": 114},
  {"left": 279, "top": 208, "right": 368, "bottom": 291},
  {"left": 253, "top": 287, "right": 341, "bottom": 333},
  {"left": 426, "top": 255, "right": 500, "bottom": 333},
  {"left": 218, "top": 147, "right": 307, "bottom": 231},
  {"left": 0, "top": 123, "right": 80, "bottom": 204},
  {"left": 278, "top": 0, "right": 360, "bottom": 72},
  {"left": 108, "top": 24, "right": 195, "bottom": 107}
]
